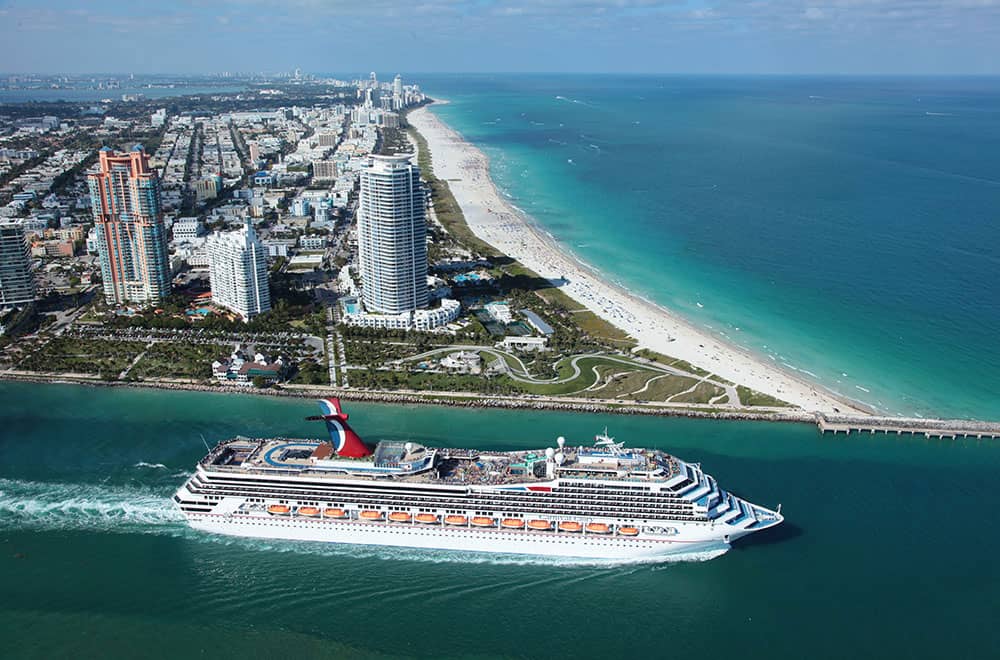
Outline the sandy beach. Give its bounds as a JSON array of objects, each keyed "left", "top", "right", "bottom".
[{"left": 408, "top": 104, "right": 869, "bottom": 414}]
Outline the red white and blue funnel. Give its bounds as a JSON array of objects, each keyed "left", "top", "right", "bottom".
[{"left": 316, "top": 398, "right": 372, "bottom": 458}]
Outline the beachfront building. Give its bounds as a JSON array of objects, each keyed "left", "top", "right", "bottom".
[
  {"left": 357, "top": 154, "right": 429, "bottom": 314},
  {"left": 341, "top": 297, "right": 460, "bottom": 332},
  {"left": 0, "top": 219, "right": 36, "bottom": 308},
  {"left": 212, "top": 346, "right": 286, "bottom": 386},
  {"left": 206, "top": 222, "right": 271, "bottom": 321},
  {"left": 88, "top": 146, "right": 171, "bottom": 306}
]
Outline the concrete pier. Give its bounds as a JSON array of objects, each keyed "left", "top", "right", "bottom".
[{"left": 816, "top": 413, "right": 1000, "bottom": 439}]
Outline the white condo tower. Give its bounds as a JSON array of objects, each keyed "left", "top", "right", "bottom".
[
  {"left": 357, "top": 154, "right": 428, "bottom": 315},
  {"left": 207, "top": 221, "right": 271, "bottom": 321}
]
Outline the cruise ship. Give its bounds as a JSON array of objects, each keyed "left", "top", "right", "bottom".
[{"left": 174, "top": 399, "right": 783, "bottom": 560}]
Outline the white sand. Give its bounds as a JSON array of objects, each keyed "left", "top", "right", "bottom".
[{"left": 408, "top": 104, "right": 869, "bottom": 414}]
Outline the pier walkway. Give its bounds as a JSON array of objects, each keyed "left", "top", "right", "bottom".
[{"left": 817, "top": 414, "right": 1000, "bottom": 439}]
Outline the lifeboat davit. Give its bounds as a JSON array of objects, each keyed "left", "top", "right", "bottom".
[
  {"left": 297, "top": 506, "right": 320, "bottom": 517},
  {"left": 527, "top": 519, "right": 553, "bottom": 531},
  {"left": 585, "top": 522, "right": 610, "bottom": 534},
  {"left": 388, "top": 511, "right": 412, "bottom": 523},
  {"left": 619, "top": 526, "right": 639, "bottom": 536},
  {"left": 471, "top": 516, "right": 496, "bottom": 527},
  {"left": 323, "top": 508, "right": 348, "bottom": 519},
  {"left": 359, "top": 510, "right": 384, "bottom": 521},
  {"left": 267, "top": 504, "right": 291, "bottom": 515},
  {"left": 444, "top": 515, "right": 468, "bottom": 526},
  {"left": 415, "top": 513, "right": 439, "bottom": 524},
  {"left": 501, "top": 518, "right": 525, "bottom": 529},
  {"left": 558, "top": 521, "right": 583, "bottom": 533}
]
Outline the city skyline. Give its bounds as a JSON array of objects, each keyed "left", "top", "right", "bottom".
[{"left": 2, "top": 2, "right": 1000, "bottom": 76}]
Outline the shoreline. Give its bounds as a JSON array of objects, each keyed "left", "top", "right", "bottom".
[
  {"left": 407, "top": 102, "right": 871, "bottom": 415},
  {"left": 0, "top": 372, "right": 815, "bottom": 424}
]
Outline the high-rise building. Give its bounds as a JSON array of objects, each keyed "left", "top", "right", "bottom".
[
  {"left": 0, "top": 219, "right": 36, "bottom": 308},
  {"left": 206, "top": 221, "right": 271, "bottom": 321},
  {"left": 357, "top": 154, "right": 428, "bottom": 315},
  {"left": 88, "top": 146, "right": 171, "bottom": 306}
]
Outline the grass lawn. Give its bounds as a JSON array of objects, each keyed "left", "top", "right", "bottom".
[
  {"left": 20, "top": 337, "right": 147, "bottom": 376},
  {"left": 129, "top": 341, "right": 220, "bottom": 380},
  {"left": 736, "top": 385, "right": 790, "bottom": 407}
]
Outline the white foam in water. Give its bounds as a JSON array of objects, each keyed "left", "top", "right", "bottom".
[
  {"left": 0, "top": 478, "right": 185, "bottom": 533},
  {"left": 133, "top": 462, "right": 168, "bottom": 470}
]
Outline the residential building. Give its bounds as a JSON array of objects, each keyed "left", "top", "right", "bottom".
[
  {"left": 0, "top": 220, "right": 36, "bottom": 308},
  {"left": 88, "top": 146, "right": 171, "bottom": 305},
  {"left": 172, "top": 217, "right": 205, "bottom": 242},
  {"left": 206, "top": 221, "right": 271, "bottom": 321},
  {"left": 312, "top": 159, "right": 338, "bottom": 181},
  {"left": 357, "top": 154, "right": 428, "bottom": 315},
  {"left": 299, "top": 234, "right": 326, "bottom": 251}
]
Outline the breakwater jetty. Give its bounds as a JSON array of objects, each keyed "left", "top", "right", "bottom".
[{"left": 817, "top": 414, "right": 1000, "bottom": 439}]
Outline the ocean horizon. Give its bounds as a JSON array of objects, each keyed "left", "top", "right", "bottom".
[{"left": 418, "top": 74, "right": 1000, "bottom": 420}]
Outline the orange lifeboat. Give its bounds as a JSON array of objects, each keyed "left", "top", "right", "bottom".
[
  {"left": 323, "top": 508, "right": 348, "bottom": 519},
  {"left": 388, "top": 511, "right": 412, "bottom": 523},
  {"left": 501, "top": 518, "right": 525, "bottom": 529},
  {"left": 471, "top": 516, "right": 496, "bottom": 527},
  {"left": 585, "top": 522, "right": 610, "bottom": 534},
  {"left": 359, "top": 510, "right": 384, "bottom": 521},
  {"left": 297, "top": 506, "right": 320, "bottom": 517},
  {"left": 619, "top": 526, "right": 639, "bottom": 537},
  {"left": 444, "top": 515, "right": 468, "bottom": 526},
  {"left": 267, "top": 504, "right": 291, "bottom": 515},
  {"left": 558, "top": 521, "right": 583, "bottom": 533},
  {"left": 527, "top": 519, "right": 553, "bottom": 531},
  {"left": 415, "top": 513, "right": 439, "bottom": 524}
]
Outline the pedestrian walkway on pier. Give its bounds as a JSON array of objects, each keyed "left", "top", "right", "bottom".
[{"left": 817, "top": 414, "right": 1000, "bottom": 439}]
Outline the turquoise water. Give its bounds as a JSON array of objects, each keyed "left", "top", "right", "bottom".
[
  {"left": 420, "top": 75, "right": 1000, "bottom": 419},
  {"left": 2, "top": 382, "right": 998, "bottom": 658}
]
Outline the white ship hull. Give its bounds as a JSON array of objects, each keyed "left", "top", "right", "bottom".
[{"left": 185, "top": 510, "right": 731, "bottom": 560}]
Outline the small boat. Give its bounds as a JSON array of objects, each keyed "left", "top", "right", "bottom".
[
  {"left": 585, "top": 522, "right": 610, "bottom": 534},
  {"left": 444, "top": 515, "right": 468, "bottom": 526},
  {"left": 267, "top": 504, "right": 291, "bottom": 515},
  {"left": 359, "top": 510, "right": 384, "bottom": 521},
  {"left": 527, "top": 519, "right": 553, "bottom": 531},
  {"left": 471, "top": 516, "right": 496, "bottom": 527},
  {"left": 558, "top": 521, "right": 583, "bottom": 533},
  {"left": 618, "top": 526, "right": 639, "bottom": 536},
  {"left": 322, "top": 508, "right": 348, "bottom": 519},
  {"left": 501, "top": 518, "right": 525, "bottom": 529},
  {"left": 388, "top": 512, "right": 412, "bottom": 523},
  {"left": 297, "top": 506, "right": 320, "bottom": 517}
]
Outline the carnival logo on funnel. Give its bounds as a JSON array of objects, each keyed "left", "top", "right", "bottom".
[{"left": 317, "top": 398, "right": 372, "bottom": 458}]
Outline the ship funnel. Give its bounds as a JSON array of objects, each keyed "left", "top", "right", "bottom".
[{"left": 315, "top": 398, "right": 372, "bottom": 458}]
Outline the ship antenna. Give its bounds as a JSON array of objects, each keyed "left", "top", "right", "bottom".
[{"left": 200, "top": 434, "right": 211, "bottom": 453}]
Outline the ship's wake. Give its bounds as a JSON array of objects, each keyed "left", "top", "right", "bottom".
[{"left": 0, "top": 478, "right": 185, "bottom": 533}]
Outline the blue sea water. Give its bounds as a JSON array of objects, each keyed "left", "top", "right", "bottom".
[
  {"left": 1, "top": 382, "right": 999, "bottom": 658},
  {"left": 418, "top": 75, "right": 1000, "bottom": 419}
]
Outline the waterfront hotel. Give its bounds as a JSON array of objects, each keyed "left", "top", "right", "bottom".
[{"left": 88, "top": 146, "right": 171, "bottom": 306}]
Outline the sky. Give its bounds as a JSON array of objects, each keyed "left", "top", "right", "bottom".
[{"left": 2, "top": 0, "right": 1000, "bottom": 75}]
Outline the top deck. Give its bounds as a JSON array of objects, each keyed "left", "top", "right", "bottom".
[{"left": 201, "top": 436, "right": 684, "bottom": 486}]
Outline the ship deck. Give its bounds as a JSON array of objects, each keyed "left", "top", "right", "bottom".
[{"left": 201, "top": 437, "right": 684, "bottom": 486}]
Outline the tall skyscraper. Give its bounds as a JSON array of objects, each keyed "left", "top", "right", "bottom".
[
  {"left": 0, "top": 219, "right": 36, "bottom": 308},
  {"left": 88, "top": 146, "right": 170, "bottom": 306},
  {"left": 206, "top": 221, "right": 271, "bottom": 321},
  {"left": 357, "top": 154, "right": 428, "bottom": 315}
]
